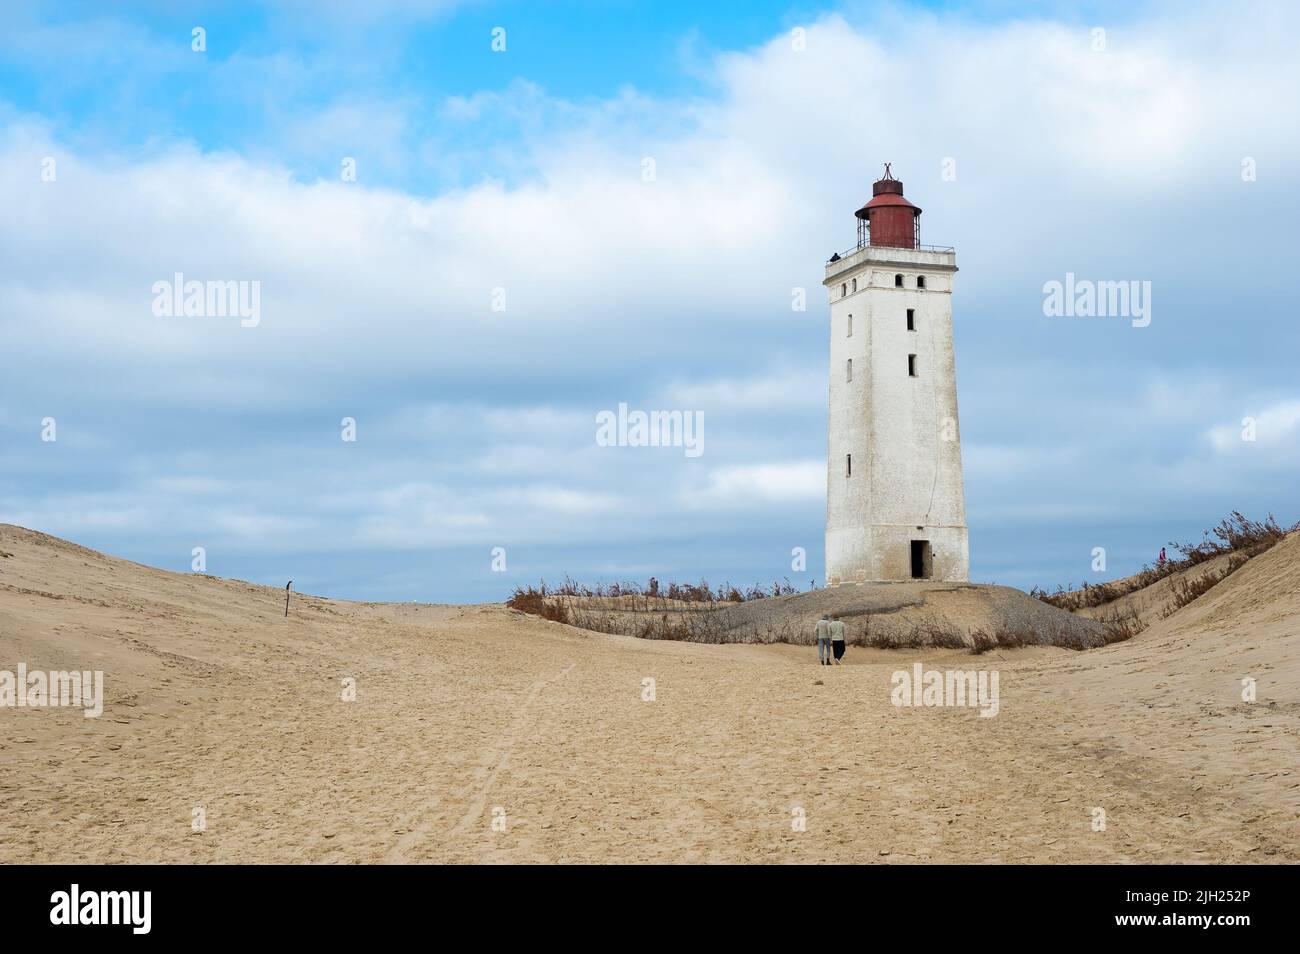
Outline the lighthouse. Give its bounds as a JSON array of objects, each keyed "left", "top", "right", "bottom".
[{"left": 822, "top": 166, "right": 969, "bottom": 584}]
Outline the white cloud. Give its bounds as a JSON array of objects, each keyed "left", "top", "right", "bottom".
[
  {"left": 693, "top": 461, "right": 823, "bottom": 505},
  {"left": 520, "top": 487, "right": 621, "bottom": 515},
  {"left": 660, "top": 370, "right": 820, "bottom": 411},
  {"left": 1207, "top": 400, "right": 1300, "bottom": 455}
]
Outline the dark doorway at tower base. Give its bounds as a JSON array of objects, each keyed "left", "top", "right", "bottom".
[{"left": 911, "top": 540, "right": 933, "bottom": 579}]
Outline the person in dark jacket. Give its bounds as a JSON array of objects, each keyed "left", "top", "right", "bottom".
[{"left": 830, "top": 615, "right": 847, "bottom": 664}]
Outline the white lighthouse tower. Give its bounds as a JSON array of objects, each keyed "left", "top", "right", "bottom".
[{"left": 822, "top": 166, "right": 969, "bottom": 584}]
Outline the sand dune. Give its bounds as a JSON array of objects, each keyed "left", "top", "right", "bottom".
[
  {"left": 1075, "top": 549, "right": 1243, "bottom": 628},
  {"left": 699, "top": 579, "right": 1103, "bottom": 645},
  {"left": 1, "top": 524, "right": 1295, "bottom": 863}
]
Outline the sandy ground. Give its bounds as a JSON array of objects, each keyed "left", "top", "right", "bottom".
[{"left": 0, "top": 524, "right": 1296, "bottom": 863}]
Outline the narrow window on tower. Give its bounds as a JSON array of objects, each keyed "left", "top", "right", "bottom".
[
  {"left": 851, "top": 278, "right": 857, "bottom": 293},
  {"left": 847, "top": 314, "right": 853, "bottom": 337},
  {"left": 894, "top": 274, "right": 904, "bottom": 287},
  {"left": 841, "top": 282, "right": 847, "bottom": 297},
  {"left": 917, "top": 275, "right": 926, "bottom": 289},
  {"left": 846, "top": 358, "right": 852, "bottom": 382},
  {"left": 906, "top": 308, "right": 915, "bottom": 331},
  {"left": 908, "top": 354, "right": 918, "bottom": 377},
  {"left": 846, "top": 454, "right": 852, "bottom": 477}
]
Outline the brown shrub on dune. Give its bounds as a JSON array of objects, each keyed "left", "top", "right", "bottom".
[{"left": 1033, "top": 512, "right": 1295, "bottom": 612}]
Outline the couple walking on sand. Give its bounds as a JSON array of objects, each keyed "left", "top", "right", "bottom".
[{"left": 816, "top": 613, "right": 846, "bottom": 666}]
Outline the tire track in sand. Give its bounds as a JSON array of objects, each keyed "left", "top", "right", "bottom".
[{"left": 385, "top": 662, "right": 574, "bottom": 861}]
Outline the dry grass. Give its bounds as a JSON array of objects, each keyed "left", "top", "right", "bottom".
[
  {"left": 505, "top": 585, "right": 571, "bottom": 625},
  {"left": 969, "top": 627, "right": 1031, "bottom": 654},
  {"left": 965, "top": 618, "right": 1133, "bottom": 654},
  {"left": 1175, "top": 512, "right": 1291, "bottom": 565},
  {"left": 511, "top": 584, "right": 1116, "bottom": 653},
  {"left": 507, "top": 520, "right": 1282, "bottom": 653},
  {"left": 1096, "top": 605, "right": 1145, "bottom": 644},
  {"left": 509, "top": 576, "right": 797, "bottom": 609},
  {"left": 1157, "top": 554, "right": 1247, "bottom": 619},
  {"left": 506, "top": 577, "right": 803, "bottom": 643},
  {"left": 860, "top": 615, "right": 967, "bottom": 650},
  {"left": 1032, "top": 512, "right": 1294, "bottom": 612}
]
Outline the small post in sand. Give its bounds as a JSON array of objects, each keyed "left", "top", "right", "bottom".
[{"left": 284, "top": 581, "right": 292, "bottom": 618}]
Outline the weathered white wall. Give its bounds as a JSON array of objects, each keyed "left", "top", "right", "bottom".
[{"left": 823, "top": 246, "right": 969, "bottom": 583}]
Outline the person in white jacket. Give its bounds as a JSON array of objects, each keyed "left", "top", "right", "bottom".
[{"left": 815, "top": 614, "right": 832, "bottom": 665}]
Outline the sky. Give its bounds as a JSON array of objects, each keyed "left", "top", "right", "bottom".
[{"left": 1, "top": 0, "right": 1297, "bottom": 602}]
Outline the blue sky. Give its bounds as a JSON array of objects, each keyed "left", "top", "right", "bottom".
[{"left": 1, "top": 0, "right": 1297, "bottom": 602}]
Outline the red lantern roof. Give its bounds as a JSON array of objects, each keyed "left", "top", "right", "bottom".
[{"left": 854, "top": 168, "right": 921, "bottom": 220}]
